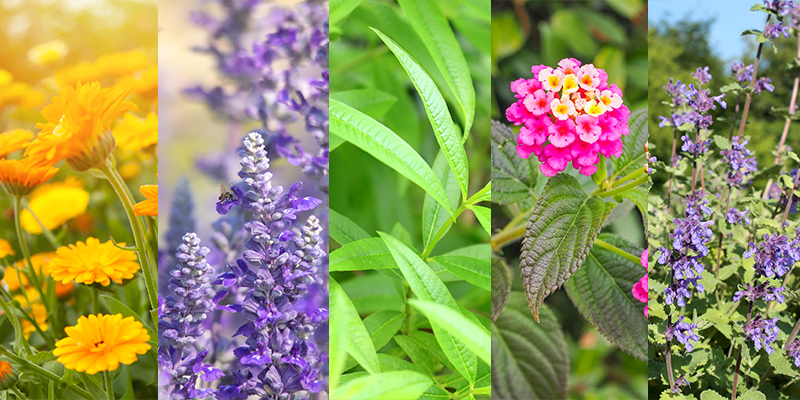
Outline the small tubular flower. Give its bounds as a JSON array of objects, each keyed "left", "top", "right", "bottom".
[
  {"left": 53, "top": 313, "right": 151, "bottom": 374},
  {"left": 508, "top": 58, "right": 629, "bottom": 177},
  {"left": 48, "top": 237, "right": 140, "bottom": 286}
]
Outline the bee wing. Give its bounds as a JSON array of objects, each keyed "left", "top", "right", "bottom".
[{"left": 219, "top": 184, "right": 227, "bottom": 194}]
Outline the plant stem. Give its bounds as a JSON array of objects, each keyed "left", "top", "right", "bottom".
[
  {"left": 715, "top": 189, "right": 732, "bottom": 274},
  {"left": 10, "top": 387, "right": 29, "bottom": 400},
  {"left": 0, "top": 346, "right": 92, "bottom": 400},
  {"left": 596, "top": 174, "right": 649, "bottom": 198},
  {"left": 612, "top": 166, "right": 647, "bottom": 186},
  {"left": 736, "top": 15, "right": 771, "bottom": 142},
  {"left": 781, "top": 171, "right": 800, "bottom": 225},
  {"left": 104, "top": 371, "right": 114, "bottom": 400},
  {"left": 785, "top": 318, "right": 800, "bottom": 350},
  {"left": 490, "top": 223, "right": 526, "bottom": 251},
  {"left": 691, "top": 127, "right": 701, "bottom": 192},
  {"left": 731, "top": 301, "right": 754, "bottom": 400},
  {"left": 96, "top": 159, "right": 158, "bottom": 325},
  {"left": 421, "top": 203, "right": 467, "bottom": 260},
  {"left": 730, "top": 95, "right": 741, "bottom": 140},
  {"left": 593, "top": 239, "right": 642, "bottom": 265},
  {"left": 667, "top": 128, "right": 678, "bottom": 209},
  {"left": 0, "top": 291, "right": 31, "bottom": 356},
  {"left": 775, "top": 37, "right": 800, "bottom": 163}
]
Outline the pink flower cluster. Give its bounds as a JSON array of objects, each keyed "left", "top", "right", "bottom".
[
  {"left": 633, "top": 249, "right": 649, "bottom": 318},
  {"left": 506, "top": 58, "right": 631, "bottom": 177}
]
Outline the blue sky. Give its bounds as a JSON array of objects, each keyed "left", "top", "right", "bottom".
[{"left": 649, "top": 0, "right": 765, "bottom": 66}]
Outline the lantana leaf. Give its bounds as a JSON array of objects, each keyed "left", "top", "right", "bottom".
[
  {"left": 520, "top": 174, "right": 615, "bottom": 321},
  {"left": 491, "top": 257, "right": 512, "bottom": 322}
]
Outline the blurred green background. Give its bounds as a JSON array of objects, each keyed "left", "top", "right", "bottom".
[
  {"left": 491, "top": 1, "right": 648, "bottom": 398},
  {"left": 648, "top": 17, "right": 800, "bottom": 192}
]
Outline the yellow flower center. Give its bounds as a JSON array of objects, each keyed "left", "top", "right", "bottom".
[
  {"left": 556, "top": 105, "right": 568, "bottom": 114},
  {"left": 548, "top": 75, "right": 560, "bottom": 87},
  {"left": 581, "top": 75, "right": 593, "bottom": 86},
  {"left": 53, "top": 116, "right": 68, "bottom": 138},
  {"left": 601, "top": 96, "right": 612, "bottom": 106},
  {"left": 91, "top": 340, "right": 107, "bottom": 353}
]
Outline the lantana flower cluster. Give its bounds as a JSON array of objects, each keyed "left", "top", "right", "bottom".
[{"left": 506, "top": 58, "right": 631, "bottom": 177}]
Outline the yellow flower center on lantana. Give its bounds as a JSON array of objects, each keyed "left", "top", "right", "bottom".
[
  {"left": 556, "top": 104, "right": 568, "bottom": 115},
  {"left": 548, "top": 75, "right": 560, "bottom": 88},
  {"left": 584, "top": 100, "right": 606, "bottom": 117},
  {"left": 562, "top": 74, "right": 579, "bottom": 93},
  {"left": 53, "top": 313, "right": 151, "bottom": 374}
]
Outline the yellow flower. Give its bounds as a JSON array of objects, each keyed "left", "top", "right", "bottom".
[
  {"left": 0, "top": 69, "right": 45, "bottom": 111},
  {"left": 48, "top": 238, "right": 139, "bottom": 286},
  {"left": 2, "top": 253, "right": 75, "bottom": 298},
  {"left": 28, "top": 40, "right": 69, "bottom": 66},
  {"left": 53, "top": 313, "right": 151, "bottom": 374},
  {"left": 0, "top": 360, "right": 18, "bottom": 390},
  {"left": 25, "top": 82, "right": 137, "bottom": 171},
  {"left": 20, "top": 177, "right": 89, "bottom": 233},
  {"left": 0, "top": 129, "right": 33, "bottom": 159},
  {"left": 0, "top": 158, "right": 59, "bottom": 197},
  {"left": 133, "top": 182, "right": 158, "bottom": 217},
  {"left": 113, "top": 112, "right": 158, "bottom": 153},
  {"left": 20, "top": 303, "right": 49, "bottom": 339},
  {"left": 55, "top": 50, "right": 149, "bottom": 88},
  {"left": 119, "top": 64, "right": 158, "bottom": 100},
  {"left": 0, "top": 240, "right": 14, "bottom": 259}
]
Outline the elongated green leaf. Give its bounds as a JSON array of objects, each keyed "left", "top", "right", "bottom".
[
  {"left": 419, "top": 386, "right": 451, "bottom": 400},
  {"left": 372, "top": 28, "right": 469, "bottom": 199},
  {"left": 330, "top": 238, "right": 395, "bottom": 271},
  {"left": 422, "top": 151, "right": 461, "bottom": 252},
  {"left": 80, "top": 373, "right": 107, "bottom": 400},
  {"left": 492, "top": 293, "right": 568, "bottom": 400},
  {"left": 491, "top": 257, "right": 512, "bottom": 322},
  {"left": 335, "top": 371, "right": 433, "bottom": 400},
  {"left": 330, "top": 0, "right": 363, "bottom": 26},
  {"left": 563, "top": 234, "right": 647, "bottom": 360},
  {"left": 612, "top": 108, "right": 648, "bottom": 178},
  {"left": 330, "top": 98, "right": 454, "bottom": 216},
  {"left": 343, "top": 310, "right": 406, "bottom": 371},
  {"left": 394, "top": 335, "right": 438, "bottom": 376},
  {"left": 378, "top": 232, "right": 478, "bottom": 383},
  {"left": 409, "top": 299, "right": 490, "bottom": 365},
  {"left": 467, "top": 182, "right": 491, "bottom": 205},
  {"left": 491, "top": 120, "right": 538, "bottom": 204},
  {"left": 398, "top": 0, "right": 475, "bottom": 135},
  {"left": 431, "top": 244, "right": 490, "bottom": 291},
  {"left": 330, "top": 278, "right": 379, "bottom": 376},
  {"left": 470, "top": 205, "right": 491, "bottom": 235},
  {"left": 520, "top": 174, "right": 616, "bottom": 321},
  {"left": 377, "top": 354, "right": 427, "bottom": 374},
  {"left": 331, "top": 89, "right": 398, "bottom": 120},
  {"left": 330, "top": 209, "right": 371, "bottom": 246}
]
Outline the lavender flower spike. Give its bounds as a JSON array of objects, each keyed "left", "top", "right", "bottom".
[{"left": 159, "top": 233, "right": 223, "bottom": 400}]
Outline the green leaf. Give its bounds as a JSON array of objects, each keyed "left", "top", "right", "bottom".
[
  {"left": 491, "top": 11, "right": 523, "bottom": 64},
  {"left": 331, "top": 89, "right": 398, "bottom": 120},
  {"left": 619, "top": 185, "right": 648, "bottom": 222},
  {"left": 550, "top": 10, "right": 597, "bottom": 57},
  {"left": 330, "top": 98, "right": 455, "bottom": 216},
  {"left": 768, "top": 349, "right": 798, "bottom": 377},
  {"left": 372, "top": 27, "right": 470, "bottom": 199},
  {"left": 713, "top": 135, "right": 732, "bottom": 150},
  {"left": 330, "top": 238, "right": 395, "bottom": 271},
  {"left": 330, "top": 209, "right": 371, "bottom": 246},
  {"left": 470, "top": 205, "right": 491, "bottom": 235},
  {"left": 422, "top": 151, "right": 462, "bottom": 252},
  {"left": 612, "top": 108, "right": 648, "bottom": 178},
  {"left": 491, "top": 120, "right": 538, "bottom": 204},
  {"left": 700, "top": 389, "right": 726, "bottom": 400},
  {"left": 335, "top": 370, "right": 433, "bottom": 400},
  {"left": 491, "top": 257, "right": 512, "bottom": 322},
  {"left": 467, "top": 181, "right": 491, "bottom": 204},
  {"left": 492, "top": 292, "right": 568, "bottom": 400},
  {"left": 379, "top": 232, "right": 478, "bottom": 383},
  {"left": 101, "top": 295, "right": 157, "bottom": 349},
  {"left": 562, "top": 233, "right": 647, "bottom": 360},
  {"left": 430, "top": 244, "right": 490, "bottom": 291},
  {"left": 342, "top": 310, "right": 405, "bottom": 371},
  {"left": 377, "top": 353, "right": 427, "bottom": 374},
  {"left": 330, "top": 278, "right": 380, "bottom": 376},
  {"left": 394, "top": 335, "right": 439, "bottom": 376},
  {"left": 520, "top": 174, "right": 616, "bottom": 321},
  {"left": 397, "top": 0, "right": 475, "bottom": 135},
  {"left": 409, "top": 299, "right": 490, "bottom": 365},
  {"left": 80, "top": 373, "right": 107, "bottom": 400},
  {"left": 605, "top": 0, "right": 644, "bottom": 18},
  {"left": 330, "top": 0, "right": 363, "bottom": 26}
]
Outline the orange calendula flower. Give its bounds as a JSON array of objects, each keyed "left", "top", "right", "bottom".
[
  {"left": 133, "top": 183, "right": 158, "bottom": 217},
  {"left": 0, "top": 129, "right": 33, "bottom": 159},
  {"left": 55, "top": 50, "right": 149, "bottom": 87},
  {"left": 53, "top": 313, "right": 151, "bottom": 374},
  {"left": 20, "top": 177, "right": 89, "bottom": 234},
  {"left": 25, "top": 82, "right": 138, "bottom": 171},
  {"left": 48, "top": 238, "right": 139, "bottom": 286},
  {"left": 0, "top": 239, "right": 14, "bottom": 259},
  {"left": 0, "top": 360, "right": 18, "bottom": 390},
  {"left": 0, "top": 158, "right": 59, "bottom": 197},
  {"left": 28, "top": 40, "right": 69, "bottom": 66},
  {"left": 19, "top": 302, "right": 49, "bottom": 339},
  {"left": 112, "top": 112, "right": 158, "bottom": 153},
  {"left": 3, "top": 253, "right": 74, "bottom": 298}
]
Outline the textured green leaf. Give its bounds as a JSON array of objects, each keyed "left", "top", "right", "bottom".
[
  {"left": 330, "top": 98, "right": 454, "bottom": 216},
  {"left": 379, "top": 232, "right": 478, "bottom": 383},
  {"left": 330, "top": 278, "right": 380, "bottom": 376},
  {"left": 410, "top": 299, "right": 490, "bottom": 365},
  {"left": 470, "top": 205, "right": 491, "bottom": 235},
  {"left": 330, "top": 238, "right": 395, "bottom": 271},
  {"left": 422, "top": 151, "right": 461, "bottom": 252},
  {"left": 612, "top": 107, "right": 648, "bottom": 178},
  {"left": 619, "top": 185, "right": 648, "bottom": 219},
  {"left": 330, "top": 0, "right": 363, "bottom": 26},
  {"left": 398, "top": 0, "right": 475, "bottom": 135},
  {"left": 342, "top": 310, "right": 405, "bottom": 371},
  {"left": 330, "top": 132, "right": 345, "bottom": 151},
  {"left": 520, "top": 174, "right": 616, "bottom": 321},
  {"left": 377, "top": 354, "right": 426, "bottom": 375},
  {"left": 491, "top": 257, "right": 512, "bottom": 322},
  {"left": 491, "top": 120, "right": 538, "bottom": 204},
  {"left": 394, "top": 335, "right": 439, "bottom": 376},
  {"left": 700, "top": 390, "right": 726, "bottom": 400},
  {"left": 331, "top": 89, "right": 398, "bottom": 120},
  {"left": 419, "top": 385, "right": 451, "bottom": 400},
  {"left": 431, "top": 244, "right": 490, "bottom": 291},
  {"left": 372, "top": 28, "right": 469, "bottom": 199},
  {"left": 562, "top": 233, "right": 647, "bottom": 360},
  {"left": 335, "top": 370, "right": 433, "bottom": 400},
  {"left": 768, "top": 349, "right": 798, "bottom": 377},
  {"left": 330, "top": 209, "right": 371, "bottom": 246},
  {"left": 492, "top": 292, "right": 568, "bottom": 400}
]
